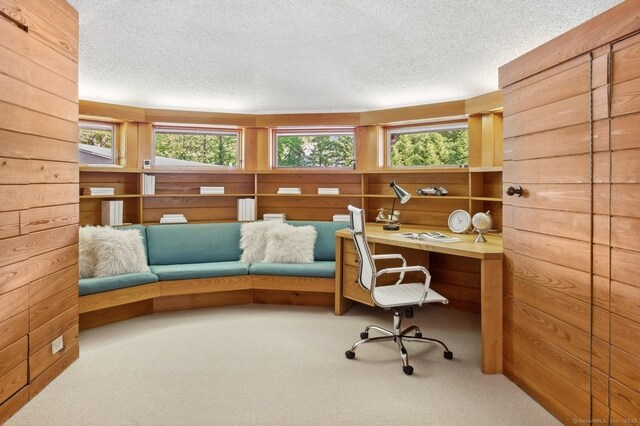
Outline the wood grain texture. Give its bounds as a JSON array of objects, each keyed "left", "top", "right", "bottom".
[
  {"left": 503, "top": 93, "right": 590, "bottom": 139},
  {"left": 503, "top": 61, "right": 589, "bottom": 117},
  {"left": 28, "top": 304, "right": 77, "bottom": 353},
  {"left": 29, "top": 264, "right": 77, "bottom": 307},
  {"left": 0, "top": 386, "right": 28, "bottom": 425},
  {"left": 28, "top": 343, "right": 78, "bottom": 398},
  {"left": 79, "top": 300, "right": 154, "bottom": 330},
  {"left": 611, "top": 112, "right": 640, "bottom": 150},
  {"left": 20, "top": 203, "right": 78, "bottom": 234},
  {"left": 29, "top": 285, "right": 77, "bottom": 331},
  {"left": 0, "top": 211, "right": 20, "bottom": 240},
  {"left": 464, "top": 90, "right": 503, "bottom": 115},
  {"left": 499, "top": 0, "right": 639, "bottom": 87},
  {"left": 0, "top": 361, "right": 27, "bottom": 406},
  {"left": 0, "top": 336, "right": 27, "bottom": 378},
  {"left": 0, "top": 311, "right": 28, "bottom": 352},
  {"left": 29, "top": 323, "right": 78, "bottom": 379},
  {"left": 0, "top": 286, "right": 28, "bottom": 323},
  {"left": 153, "top": 290, "right": 253, "bottom": 312},
  {"left": 359, "top": 100, "right": 465, "bottom": 126}
]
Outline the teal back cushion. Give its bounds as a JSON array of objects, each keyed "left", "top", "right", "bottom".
[
  {"left": 146, "top": 223, "right": 242, "bottom": 265},
  {"left": 118, "top": 224, "right": 147, "bottom": 255},
  {"left": 287, "top": 221, "right": 348, "bottom": 261}
]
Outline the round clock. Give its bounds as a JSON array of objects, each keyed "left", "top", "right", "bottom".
[
  {"left": 472, "top": 211, "right": 493, "bottom": 242},
  {"left": 448, "top": 209, "right": 471, "bottom": 234}
]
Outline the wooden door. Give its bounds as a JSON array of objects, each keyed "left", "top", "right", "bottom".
[{"left": 502, "top": 54, "right": 593, "bottom": 423}]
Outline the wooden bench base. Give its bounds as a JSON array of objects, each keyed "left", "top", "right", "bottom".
[{"left": 79, "top": 275, "right": 334, "bottom": 329}]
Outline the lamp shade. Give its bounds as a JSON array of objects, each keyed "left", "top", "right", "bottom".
[{"left": 390, "top": 181, "right": 411, "bottom": 204}]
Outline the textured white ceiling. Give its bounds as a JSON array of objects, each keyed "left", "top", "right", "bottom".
[{"left": 68, "top": 0, "right": 622, "bottom": 114}]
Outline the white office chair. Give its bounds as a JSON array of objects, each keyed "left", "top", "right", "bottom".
[{"left": 344, "top": 205, "right": 453, "bottom": 375}]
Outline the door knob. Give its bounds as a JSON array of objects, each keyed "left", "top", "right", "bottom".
[{"left": 506, "top": 186, "right": 523, "bottom": 197}]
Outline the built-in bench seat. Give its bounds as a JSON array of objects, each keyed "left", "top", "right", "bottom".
[{"left": 78, "top": 221, "right": 347, "bottom": 329}]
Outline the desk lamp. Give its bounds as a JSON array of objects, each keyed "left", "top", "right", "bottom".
[{"left": 383, "top": 181, "right": 411, "bottom": 231}]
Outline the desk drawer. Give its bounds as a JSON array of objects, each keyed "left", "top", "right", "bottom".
[
  {"left": 343, "top": 239, "right": 372, "bottom": 267},
  {"left": 343, "top": 265, "right": 374, "bottom": 306}
]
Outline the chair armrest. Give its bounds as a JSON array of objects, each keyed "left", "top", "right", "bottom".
[
  {"left": 376, "top": 265, "right": 429, "bottom": 277},
  {"left": 371, "top": 254, "right": 407, "bottom": 285},
  {"left": 371, "top": 254, "right": 406, "bottom": 262}
]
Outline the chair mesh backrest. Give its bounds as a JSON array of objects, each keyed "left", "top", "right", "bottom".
[{"left": 348, "top": 205, "right": 375, "bottom": 291}]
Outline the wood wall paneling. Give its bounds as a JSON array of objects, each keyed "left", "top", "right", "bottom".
[{"left": 0, "top": 0, "right": 79, "bottom": 418}]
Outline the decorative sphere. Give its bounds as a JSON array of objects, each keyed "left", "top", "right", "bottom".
[{"left": 472, "top": 211, "right": 493, "bottom": 231}]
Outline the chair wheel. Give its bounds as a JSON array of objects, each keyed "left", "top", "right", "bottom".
[
  {"left": 444, "top": 351, "right": 453, "bottom": 360},
  {"left": 345, "top": 350, "right": 356, "bottom": 359},
  {"left": 403, "top": 365, "right": 414, "bottom": 375},
  {"left": 360, "top": 332, "right": 369, "bottom": 339},
  {"left": 415, "top": 332, "right": 422, "bottom": 338}
]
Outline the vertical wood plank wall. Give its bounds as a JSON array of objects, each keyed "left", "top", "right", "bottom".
[
  {"left": 0, "top": 1, "right": 79, "bottom": 422},
  {"left": 500, "top": 2, "right": 640, "bottom": 422}
]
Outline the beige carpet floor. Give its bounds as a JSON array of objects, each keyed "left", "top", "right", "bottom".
[{"left": 7, "top": 304, "right": 560, "bottom": 426}]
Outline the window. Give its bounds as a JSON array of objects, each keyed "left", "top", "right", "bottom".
[
  {"left": 274, "top": 129, "right": 355, "bottom": 168},
  {"left": 153, "top": 127, "right": 241, "bottom": 167},
  {"left": 387, "top": 123, "right": 468, "bottom": 167},
  {"left": 79, "top": 121, "right": 116, "bottom": 164}
]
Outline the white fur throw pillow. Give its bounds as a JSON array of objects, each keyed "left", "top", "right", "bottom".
[
  {"left": 263, "top": 224, "right": 317, "bottom": 264},
  {"left": 79, "top": 226, "right": 100, "bottom": 278},
  {"left": 240, "top": 220, "right": 283, "bottom": 263},
  {"left": 91, "top": 227, "right": 150, "bottom": 277}
]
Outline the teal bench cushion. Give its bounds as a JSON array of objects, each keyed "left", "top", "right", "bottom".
[
  {"left": 249, "top": 261, "right": 336, "bottom": 278},
  {"left": 79, "top": 272, "right": 158, "bottom": 296},
  {"left": 286, "top": 221, "right": 348, "bottom": 261},
  {"left": 150, "top": 261, "right": 250, "bottom": 281},
  {"left": 146, "top": 223, "right": 242, "bottom": 265}
]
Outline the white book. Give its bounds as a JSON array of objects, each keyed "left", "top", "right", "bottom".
[
  {"left": 277, "top": 187, "right": 301, "bottom": 194},
  {"left": 318, "top": 188, "right": 340, "bottom": 194},
  {"left": 249, "top": 198, "right": 256, "bottom": 221},
  {"left": 101, "top": 201, "right": 113, "bottom": 226},
  {"left": 161, "top": 214, "right": 186, "bottom": 219},
  {"left": 115, "top": 200, "right": 123, "bottom": 226},
  {"left": 150, "top": 175, "right": 156, "bottom": 195},
  {"left": 160, "top": 218, "right": 188, "bottom": 224},
  {"left": 200, "top": 186, "right": 225, "bottom": 194},
  {"left": 263, "top": 213, "right": 286, "bottom": 221},
  {"left": 237, "top": 199, "right": 243, "bottom": 221},
  {"left": 332, "top": 214, "right": 350, "bottom": 222}
]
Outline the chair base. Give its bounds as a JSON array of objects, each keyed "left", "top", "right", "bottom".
[{"left": 345, "top": 308, "right": 453, "bottom": 375}]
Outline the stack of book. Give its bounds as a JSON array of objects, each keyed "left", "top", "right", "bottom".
[
  {"left": 277, "top": 187, "right": 301, "bottom": 195},
  {"left": 237, "top": 198, "right": 256, "bottom": 221},
  {"left": 83, "top": 187, "right": 114, "bottom": 196},
  {"left": 332, "top": 214, "right": 350, "bottom": 222},
  {"left": 101, "top": 200, "right": 123, "bottom": 226},
  {"left": 142, "top": 174, "right": 156, "bottom": 195},
  {"left": 318, "top": 187, "right": 340, "bottom": 195},
  {"left": 160, "top": 214, "right": 187, "bottom": 224},
  {"left": 263, "top": 213, "right": 286, "bottom": 221},
  {"left": 200, "top": 186, "right": 225, "bottom": 195}
]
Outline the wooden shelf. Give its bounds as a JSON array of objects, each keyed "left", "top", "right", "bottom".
[
  {"left": 469, "top": 166, "right": 502, "bottom": 173},
  {"left": 79, "top": 166, "right": 141, "bottom": 173},
  {"left": 362, "top": 167, "right": 469, "bottom": 174},
  {"left": 144, "top": 167, "right": 249, "bottom": 174},
  {"left": 143, "top": 193, "right": 256, "bottom": 198},
  {"left": 470, "top": 196, "right": 502, "bottom": 202},
  {"left": 80, "top": 166, "right": 503, "bottom": 229},
  {"left": 257, "top": 194, "right": 361, "bottom": 197},
  {"left": 80, "top": 194, "right": 141, "bottom": 199}
]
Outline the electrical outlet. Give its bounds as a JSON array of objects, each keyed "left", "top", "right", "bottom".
[{"left": 51, "top": 335, "right": 64, "bottom": 355}]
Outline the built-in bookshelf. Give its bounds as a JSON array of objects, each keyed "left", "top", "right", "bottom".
[{"left": 79, "top": 167, "right": 502, "bottom": 231}]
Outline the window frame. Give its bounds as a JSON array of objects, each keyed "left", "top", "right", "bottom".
[
  {"left": 152, "top": 125, "right": 243, "bottom": 169},
  {"left": 385, "top": 120, "right": 469, "bottom": 168},
  {"left": 78, "top": 120, "right": 118, "bottom": 165},
  {"left": 271, "top": 127, "right": 356, "bottom": 170}
]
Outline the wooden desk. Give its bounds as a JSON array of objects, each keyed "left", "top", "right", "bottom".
[{"left": 334, "top": 223, "right": 503, "bottom": 374}]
